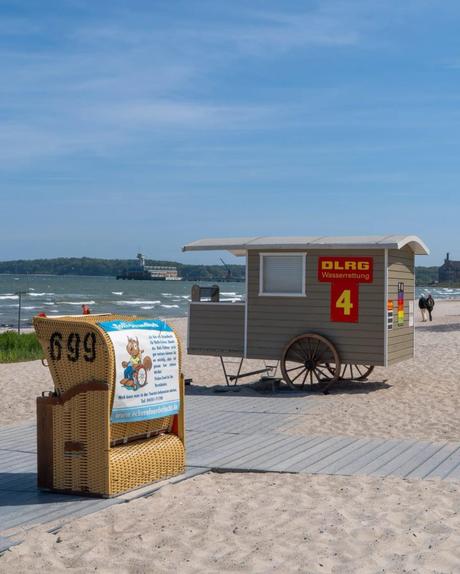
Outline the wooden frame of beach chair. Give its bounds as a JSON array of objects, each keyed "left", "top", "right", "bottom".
[{"left": 34, "top": 314, "right": 185, "bottom": 498}]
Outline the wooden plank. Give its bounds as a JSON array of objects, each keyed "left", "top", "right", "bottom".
[
  {"left": 188, "top": 434, "right": 269, "bottom": 467},
  {"left": 1, "top": 497, "right": 117, "bottom": 532},
  {"left": 254, "top": 436, "right": 324, "bottom": 471},
  {"left": 369, "top": 442, "right": 430, "bottom": 477},
  {"left": 442, "top": 461, "right": 460, "bottom": 480},
  {"left": 188, "top": 433, "right": 271, "bottom": 467},
  {"left": 186, "top": 431, "right": 239, "bottom": 451},
  {"left": 189, "top": 431, "right": 267, "bottom": 459},
  {"left": 216, "top": 435, "right": 297, "bottom": 471},
  {"left": 188, "top": 348, "right": 243, "bottom": 357},
  {"left": 424, "top": 447, "right": 460, "bottom": 479},
  {"left": 0, "top": 535, "right": 20, "bottom": 553},
  {"left": 210, "top": 434, "right": 293, "bottom": 468},
  {"left": 297, "top": 438, "right": 360, "bottom": 473},
  {"left": 391, "top": 443, "right": 448, "bottom": 478},
  {"left": 0, "top": 474, "right": 36, "bottom": 493},
  {"left": 335, "top": 439, "right": 402, "bottom": 475},
  {"left": 346, "top": 440, "right": 416, "bottom": 475},
  {"left": 282, "top": 437, "right": 353, "bottom": 473},
  {"left": 308, "top": 438, "right": 380, "bottom": 474},
  {"left": 405, "top": 443, "right": 460, "bottom": 479}
]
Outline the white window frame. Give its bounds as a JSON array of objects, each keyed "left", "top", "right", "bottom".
[{"left": 259, "top": 252, "right": 307, "bottom": 297}]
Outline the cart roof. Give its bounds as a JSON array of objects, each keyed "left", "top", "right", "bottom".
[{"left": 183, "top": 235, "right": 429, "bottom": 256}]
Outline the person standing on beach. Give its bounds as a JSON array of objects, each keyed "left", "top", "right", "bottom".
[
  {"left": 425, "top": 294, "right": 435, "bottom": 322},
  {"left": 418, "top": 295, "right": 428, "bottom": 322}
]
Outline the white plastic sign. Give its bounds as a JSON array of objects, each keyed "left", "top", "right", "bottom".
[{"left": 98, "top": 319, "right": 180, "bottom": 423}]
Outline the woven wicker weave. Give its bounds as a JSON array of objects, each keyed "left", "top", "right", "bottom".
[{"left": 34, "top": 314, "right": 185, "bottom": 497}]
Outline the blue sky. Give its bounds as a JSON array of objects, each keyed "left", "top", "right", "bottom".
[{"left": 1, "top": 0, "right": 459, "bottom": 265}]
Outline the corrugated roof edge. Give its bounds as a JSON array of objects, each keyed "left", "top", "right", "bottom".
[{"left": 182, "top": 235, "right": 430, "bottom": 256}]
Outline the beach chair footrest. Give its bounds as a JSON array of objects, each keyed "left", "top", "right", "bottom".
[{"left": 109, "top": 434, "right": 185, "bottom": 496}]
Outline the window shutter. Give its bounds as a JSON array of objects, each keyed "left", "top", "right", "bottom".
[{"left": 262, "top": 255, "right": 305, "bottom": 295}]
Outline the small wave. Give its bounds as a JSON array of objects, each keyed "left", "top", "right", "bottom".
[
  {"left": 44, "top": 302, "right": 55, "bottom": 306},
  {"left": 112, "top": 291, "right": 123, "bottom": 295},
  {"left": 141, "top": 306, "right": 155, "bottom": 310},
  {"left": 221, "top": 292, "right": 237, "bottom": 296},
  {"left": 61, "top": 301, "right": 96, "bottom": 305},
  {"left": 116, "top": 300, "right": 161, "bottom": 305},
  {"left": 0, "top": 295, "right": 18, "bottom": 300},
  {"left": 161, "top": 293, "right": 173, "bottom": 297},
  {"left": 221, "top": 297, "right": 243, "bottom": 302},
  {"left": 161, "top": 304, "right": 179, "bottom": 308},
  {"left": 23, "top": 306, "right": 37, "bottom": 310},
  {"left": 29, "top": 292, "right": 55, "bottom": 297}
]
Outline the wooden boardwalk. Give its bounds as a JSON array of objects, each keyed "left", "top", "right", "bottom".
[{"left": 1, "top": 391, "right": 460, "bottom": 552}]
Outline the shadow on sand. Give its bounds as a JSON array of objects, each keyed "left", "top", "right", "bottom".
[
  {"left": 0, "top": 473, "right": 95, "bottom": 506},
  {"left": 419, "top": 322, "right": 460, "bottom": 333},
  {"left": 185, "top": 378, "right": 391, "bottom": 398}
]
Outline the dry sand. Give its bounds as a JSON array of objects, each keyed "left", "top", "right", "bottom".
[
  {"left": 284, "top": 301, "right": 460, "bottom": 443},
  {"left": 2, "top": 473, "right": 460, "bottom": 573},
  {"left": 2, "top": 303, "right": 460, "bottom": 572}
]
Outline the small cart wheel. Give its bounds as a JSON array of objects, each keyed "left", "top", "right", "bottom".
[
  {"left": 281, "top": 333, "right": 341, "bottom": 393},
  {"left": 135, "top": 366, "right": 148, "bottom": 387},
  {"left": 326, "top": 364, "right": 375, "bottom": 381}
]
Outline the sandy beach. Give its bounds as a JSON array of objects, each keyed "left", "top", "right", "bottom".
[
  {"left": 2, "top": 472, "right": 460, "bottom": 574},
  {"left": 2, "top": 301, "right": 460, "bottom": 572}
]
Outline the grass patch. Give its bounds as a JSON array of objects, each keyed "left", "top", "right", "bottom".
[{"left": 0, "top": 331, "right": 43, "bottom": 363}]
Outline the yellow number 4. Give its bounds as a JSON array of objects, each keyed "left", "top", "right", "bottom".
[{"left": 336, "top": 289, "right": 353, "bottom": 315}]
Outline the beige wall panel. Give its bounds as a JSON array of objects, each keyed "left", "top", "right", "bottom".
[
  {"left": 188, "top": 303, "right": 244, "bottom": 357},
  {"left": 387, "top": 247, "right": 415, "bottom": 365},
  {"left": 246, "top": 249, "right": 385, "bottom": 365}
]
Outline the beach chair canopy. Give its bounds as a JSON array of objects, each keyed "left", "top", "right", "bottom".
[{"left": 182, "top": 235, "right": 429, "bottom": 257}]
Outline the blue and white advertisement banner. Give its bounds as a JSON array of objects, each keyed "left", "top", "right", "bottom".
[{"left": 98, "top": 319, "right": 180, "bottom": 423}]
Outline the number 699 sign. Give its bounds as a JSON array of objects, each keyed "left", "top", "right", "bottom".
[{"left": 49, "top": 331, "right": 97, "bottom": 363}]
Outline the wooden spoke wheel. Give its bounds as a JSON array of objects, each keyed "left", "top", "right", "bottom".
[
  {"left": 326, "top": 364, "right": 374, "bottom": 381},
  {"left": 281, "top": 333, "right": 341, "bottom": 392}
]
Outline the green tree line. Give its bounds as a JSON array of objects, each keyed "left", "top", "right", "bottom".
[{"left": 0, "top": 258, "right": 442, "bottom": 284}]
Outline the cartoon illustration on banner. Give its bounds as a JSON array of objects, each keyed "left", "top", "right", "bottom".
[
  {"left": 318, "top": 256, "right": 374, "bottom": 323},
  {"left": 98, "top": 319, "right": 180, "bottom": 424},
  {"left": 120, "top": 336, "right": 153, "bottom": 391}
]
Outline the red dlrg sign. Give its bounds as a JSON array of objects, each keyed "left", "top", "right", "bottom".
[
  {"left": 318, "top": 257, "right": 374, "bottom": 323},
  {"left": 317, "top": 257, "right": 373, "bottom": 283}
]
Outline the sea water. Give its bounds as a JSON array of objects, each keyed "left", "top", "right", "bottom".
[
  {"left": 0, "top": 274, "right": 452, "bottom": 329},
  {"left": 0, "top": 275, "right": 245, "bottom": 328}
]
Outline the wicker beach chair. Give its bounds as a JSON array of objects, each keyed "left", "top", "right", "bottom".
[{"left": 33, "top": 314, "right": 185, "bottom": 497}]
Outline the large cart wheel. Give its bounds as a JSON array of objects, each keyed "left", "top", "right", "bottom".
[
  {"left": 281, "top": 333, "right": 341, "bottom": 394},
  {"left": 326, "top": 364, "right": 374, "bottom": 381}
]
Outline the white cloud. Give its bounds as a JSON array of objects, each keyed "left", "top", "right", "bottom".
[{"left": 97, "top": 100, "right": 274, "bottom": 129}]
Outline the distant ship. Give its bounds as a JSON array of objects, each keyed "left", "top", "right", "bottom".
[{"left": 116, "top": 253, "right": 182, "bottom": 281}]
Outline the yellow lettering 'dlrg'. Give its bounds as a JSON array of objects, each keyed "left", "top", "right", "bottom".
[{"left": 321, "top": 260, "right": 370, "bottom": 271}]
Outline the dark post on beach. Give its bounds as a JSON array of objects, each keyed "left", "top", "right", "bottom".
[{"left": 16, "top": 291, "right": 26, "bottom": 334}]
